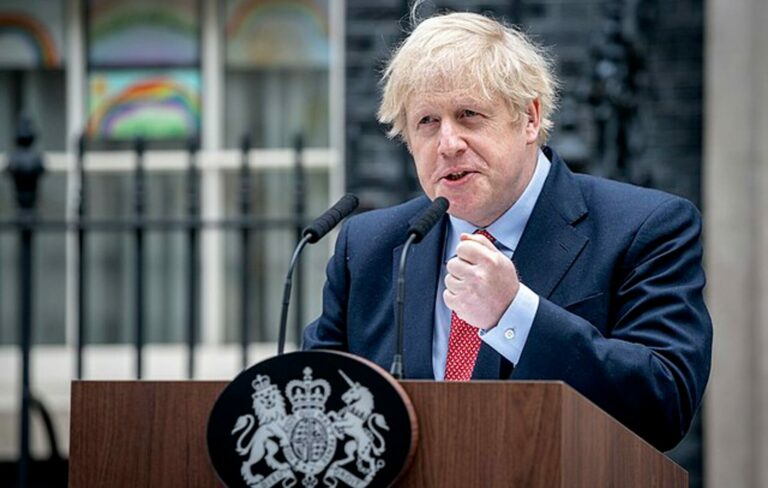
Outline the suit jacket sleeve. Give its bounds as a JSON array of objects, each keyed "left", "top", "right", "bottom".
[{"left": 513, "top": 197, "right": 712, "bottom": 451}]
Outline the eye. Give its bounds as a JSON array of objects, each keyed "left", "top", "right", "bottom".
[
  {"left": 418, "top": 115, "right": 436, "bottom": 125},
  {"left": 460, "top": 109, "right": 479, "bottom": 118}
]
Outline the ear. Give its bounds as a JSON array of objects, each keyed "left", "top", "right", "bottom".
[{"left": 524, "top": 98, "right": 541, "bottom": 144}]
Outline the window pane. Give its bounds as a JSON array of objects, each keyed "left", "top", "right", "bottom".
[
  {"left": 87, "top": 69, "right": 202, "bottom": 142},
  {"left": 223, "top": 0, "right": 330, "bottom": 149},
  {"left": 225, "top": 0, "right": 329, "bottom": 68},
  {"left": 0, "top": 1, "right": 65, "bottom": 69},
  {"left": 87, "top": 0, "right": 200, "bottom": 67},
  {"left": 225, "top": 69, "right": 329, "bottom": 148},
  {"left": 0, "top": 2, "right": 67, "bottom": 150},
  {"left": 0, "top": 70, "right": 66, "bottom": 152}
]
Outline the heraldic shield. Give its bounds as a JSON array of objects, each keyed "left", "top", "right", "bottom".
[{"left": 207, "top": 350, "right": 417, "bottom": 488}]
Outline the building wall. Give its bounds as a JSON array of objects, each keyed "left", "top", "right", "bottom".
[
  {"left": 344, "top": 0, "right": 704, "bottom": 205},
  {"left": 705, "top": 0, "right": 768, "bottom": 485}
]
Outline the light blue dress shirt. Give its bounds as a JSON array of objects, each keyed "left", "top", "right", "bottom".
[{"left": 432, "top": 151, "right": 551, "bottom": 379}]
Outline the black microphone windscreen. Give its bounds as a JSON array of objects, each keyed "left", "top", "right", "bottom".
[
  {"left": 303, "top": 193, "right": 359, "bottom": 243},
  {"left": 407, "top": 197, "right": 449, "bottom": 243}
]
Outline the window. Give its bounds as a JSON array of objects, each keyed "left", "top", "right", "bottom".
[{"left": 0, "top": 0, "right": 342, "bottom": 358}]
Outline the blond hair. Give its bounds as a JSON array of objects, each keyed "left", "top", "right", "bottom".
[{"left": 378, "top": 11, "right": 558, "bottom": 145}]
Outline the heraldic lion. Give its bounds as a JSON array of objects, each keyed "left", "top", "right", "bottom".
[{"left": 232, "top": 376, "right": 290, "bottom": 484}]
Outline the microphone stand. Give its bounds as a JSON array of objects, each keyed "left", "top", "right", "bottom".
[
  {"left": 389, "top": 196, "right": 449, "bottom": 380},
  {"left": 274, "top": 193, "right": 358, "bottom": 357},
  {"left": 278, "top": 234, "right": 312, "bottom": 355},
  {"left": 391, "top": 233, "right": 418, "bottom": 379}
]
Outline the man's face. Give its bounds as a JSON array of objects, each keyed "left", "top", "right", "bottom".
[{"left": 405, "top": 91, "right": 541, "bottom": 228}]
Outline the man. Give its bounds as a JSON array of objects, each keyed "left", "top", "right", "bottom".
[{"left": 303, "top": 11, "right": 711, "bottom": 451}]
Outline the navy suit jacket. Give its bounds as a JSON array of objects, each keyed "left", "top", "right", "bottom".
[{"left": 304, "top": 147, "right": 712, "bottom": 450}]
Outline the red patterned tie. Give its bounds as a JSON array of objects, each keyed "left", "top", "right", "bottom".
[{"left": 444, "top": 230, "right": 496, "bottom": 381}]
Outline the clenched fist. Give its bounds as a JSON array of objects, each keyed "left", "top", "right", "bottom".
[{"left": 443, "top": 232, "right": 520, "bottom": 329}]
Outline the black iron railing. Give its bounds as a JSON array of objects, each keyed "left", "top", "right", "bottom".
[{"left": 2, "top": 121, "right": 312, "bottom": 488}]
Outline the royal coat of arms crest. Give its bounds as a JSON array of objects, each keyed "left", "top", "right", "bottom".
[{"left": 231, "top": 367, "right": 390, "bottom": 488}]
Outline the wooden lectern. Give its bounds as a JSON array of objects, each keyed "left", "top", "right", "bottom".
[{"left": 69, "top": 380, "right": 686, "bottom": 487}]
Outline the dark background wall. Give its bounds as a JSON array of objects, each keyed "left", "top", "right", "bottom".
[
  {"left": 344, "top": 0, "right": 704, "bottom": 485},
  {"left": 344, "top": 0, "right": 703, "bottom": 207}
]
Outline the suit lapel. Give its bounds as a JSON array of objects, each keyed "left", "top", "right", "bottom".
[
  {"left": 391, "top": 214, "right": 447, "bottom": 379},
  {"left": 388, "top": 151, "right": 588, "bottom": 381},
  {"left": 473, "top": 149, "right": 589, "bottom": 380},
  {"left": 514, "top": 149, "right": 589, "bottom": 299}
]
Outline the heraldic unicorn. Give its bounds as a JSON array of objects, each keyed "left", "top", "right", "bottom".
[{"left": 231, "top": 367, "right": 390, "bottom": 488}]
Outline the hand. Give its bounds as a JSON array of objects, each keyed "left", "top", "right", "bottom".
[{"left": 443, "top": 232, "right": 520, "bottom": 329}]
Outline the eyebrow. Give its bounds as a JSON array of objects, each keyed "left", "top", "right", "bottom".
[{"left": 410, "top": 97, "right": 491, "bottom": 117}]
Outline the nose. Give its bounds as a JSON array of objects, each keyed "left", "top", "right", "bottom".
[{"left": 437, "top": 119, "right": 467, "bottom": 158}]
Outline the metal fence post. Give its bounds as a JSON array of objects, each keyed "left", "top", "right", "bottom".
[
  {"left": 186, "top": 136, "right": 200, "bottom": 378},
  {"left": 76, "top": 134, "right": 87, "bottom": 379},
  {"left": 133, "top": 137, "right": 146, "bottom": 379},
  {"left": 239, "top": 134, "right": 252, "bottom": 369},
  {"left": 7, "top": 115, "right": 45, "bottom": 488},
  {"left": 292, "top": 134, "right": 305, "bottom": 349}
]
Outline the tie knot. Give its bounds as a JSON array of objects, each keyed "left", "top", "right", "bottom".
[{"left": 474, "top": 229, "right": 496, "bottom": 244}]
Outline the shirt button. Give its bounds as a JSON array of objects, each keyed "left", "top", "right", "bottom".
[{"left": 504, "top": 328, "right": 516, "bottom": 340}]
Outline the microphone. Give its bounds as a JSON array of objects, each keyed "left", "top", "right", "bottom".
[
  {"left": 390, "top": 197, "right": 449, "bottom": 379},
  {"left": 303, "top": 193, "right": 359, "bottom": 243},
  {"left": 277, "top": 194, "right": 359, "bottom": 355}
]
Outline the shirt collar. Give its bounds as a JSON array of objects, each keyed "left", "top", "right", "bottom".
[{"left": 444, "top": 149, "right": 551, "bottom": 258}]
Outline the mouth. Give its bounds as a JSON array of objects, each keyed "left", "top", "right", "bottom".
[
  {"left": 446, "top": 171, "right": 468, "bottom": 181},
  {"left": 441, "top": 170, "right": 476, "bottom": 183}
]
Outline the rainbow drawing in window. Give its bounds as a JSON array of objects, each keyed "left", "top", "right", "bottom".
[
  {"left": 0, "top": 1, "right": 64, "bottom": 68},
  {"left": 87, "top": 0, "right": 199, "bottom": 66},
  {"left": 226, "top": 0, "right": 329, "bottom": 68},
  {"left": 87, "top": 70, "right": 201, "bottom": 140}
]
